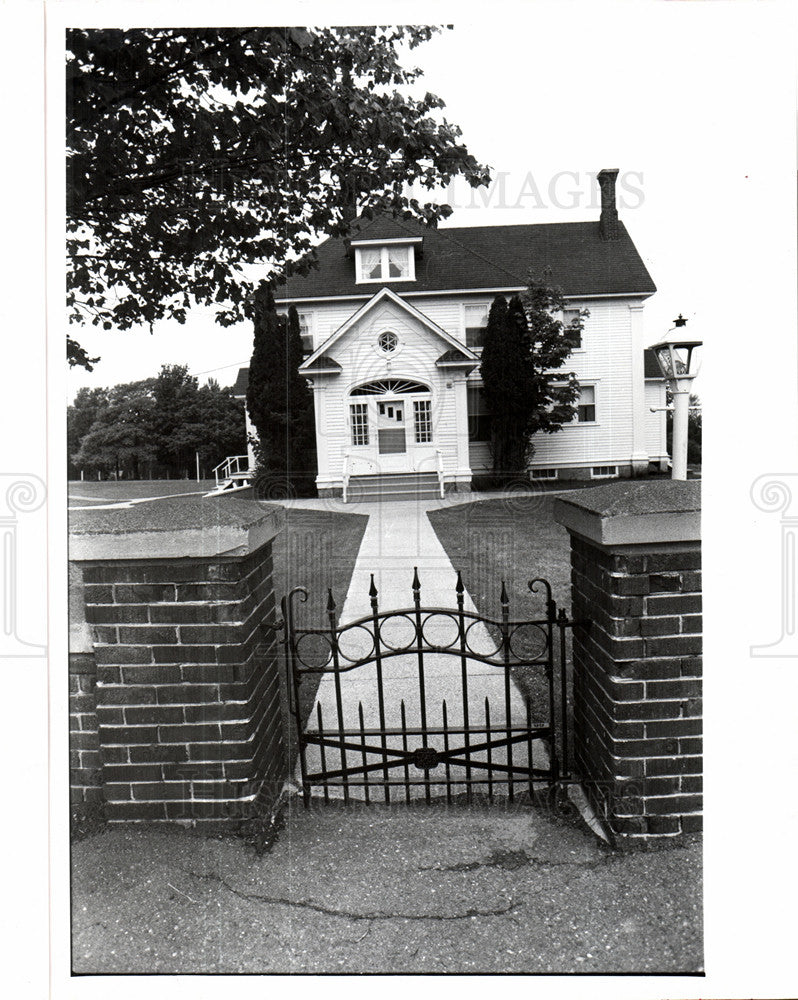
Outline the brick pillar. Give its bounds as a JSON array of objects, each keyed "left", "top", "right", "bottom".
[
  {"left": 554, "top": 481, "right": 701, "bottom": 843},
  {"left": 69, "top": 499, "right": 285, "bottom": 825}
]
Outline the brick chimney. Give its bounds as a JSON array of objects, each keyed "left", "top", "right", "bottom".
[
  {"left": 339, "top": 174, "right": 358, "bottom": 225},
  {"left": 597, "top": 168, "right": 620, "bottom": 241}
]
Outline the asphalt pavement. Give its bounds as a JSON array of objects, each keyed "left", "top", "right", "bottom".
[{"left": 71, "top": 798, "right": 703, "bottom": 974}]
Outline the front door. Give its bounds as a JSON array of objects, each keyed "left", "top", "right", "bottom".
[{"left": 377, "top": 399, "right": 407, "bottom": 460}]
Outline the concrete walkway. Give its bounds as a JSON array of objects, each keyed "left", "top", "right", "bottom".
[{"left": 283, "top": 494, "right": 547, "bottom": 800}]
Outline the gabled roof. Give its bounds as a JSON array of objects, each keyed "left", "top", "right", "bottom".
[
  {"left": 302, "top": 354, "right": 341, "bottom": 374},
  {"left": 437, "top": 348, "right": 473, "bottom": 363},
  {"left": 298, "top": 286, "right": 480, "bottom": 374},
  {"left": 232, "top": 367, "right": 249, "bottom": 398},
  {"left": 276, "top": 214, "right": 656, "bottom": 302}
]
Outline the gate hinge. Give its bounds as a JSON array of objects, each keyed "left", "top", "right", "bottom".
[{"left": 262, "top": 618, "right": 285, "bottom": 636}]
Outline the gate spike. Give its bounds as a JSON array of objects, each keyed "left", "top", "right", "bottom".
[
  {"left": 455, "top": 570, "right": 464, "bottom": 595},
  {"left": 500, "top": 580, "right": 509, "bottom": 609},
  {"left": 327, "top": 588, "right": 336, "bottom": 613},
  {"left": 412, "top": 566, "right": 421, "bottom": 592},
  {"left": 369, "top": 573, "right": 378, "bottom": 611}
]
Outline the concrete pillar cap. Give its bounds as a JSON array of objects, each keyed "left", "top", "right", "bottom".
[{"left": 554, "top": 481, "right": 700, "bottom": 547}]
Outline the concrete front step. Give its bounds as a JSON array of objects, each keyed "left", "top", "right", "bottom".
[
  {"left": 350, "top": 492, "right": 440, "bottom": 503},
  {"left": 347, "top": 472, "right": 442, "bottom": 502}
]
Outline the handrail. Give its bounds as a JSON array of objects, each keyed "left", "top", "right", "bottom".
[
  {"left": 342, "top": 450, "right": 352, "bottom": 503},
  {"left": 212, "top": 454, "right": 250, "bottom": 486},
  {"left": 435, "top": 448, "right": 445, "bottom": 498}
]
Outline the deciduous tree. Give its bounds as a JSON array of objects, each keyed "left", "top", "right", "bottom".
[
  {"left": 480, "top": 274, "right": 582, "bottom": 478},
  {"left": 67, "top": 26, "right": 490, "bottom": 367}
]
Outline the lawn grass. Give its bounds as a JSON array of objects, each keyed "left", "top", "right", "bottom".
[
  {"left": 68, "top": 479, "right": 218, "bottom": 500},
  {"left": 272, "top": 506, "right": 368, "bottom": 730},
  {"left": 427, "top": 493, "right": 572, "bottom": 614},
  {"left": 427, "top": 492, "right": 575, "bottom": 769}
]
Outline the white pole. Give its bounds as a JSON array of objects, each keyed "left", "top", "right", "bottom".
[
  {"left": 196, "top": 451, "right": 200, "bottom": 482},
  {"left": 671, "top": 384, "right": 690, "bottom": 480}
]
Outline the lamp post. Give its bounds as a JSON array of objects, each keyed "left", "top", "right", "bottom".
[{"left": 650, "top": 315, "right": 702, "bottom": 481}]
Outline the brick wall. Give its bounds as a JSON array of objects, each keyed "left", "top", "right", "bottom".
[
  {"left": 69, "top": 652, "right": 102, "bottom": 806},
  {"left": 569, "top": 536, "right": 702, "bottom": 840},
  {"left": 76, "top": 540, "right": 286, "bottom": 824},
  {"left": 554, "top": 480, "right": 702, "bottom": 844}
]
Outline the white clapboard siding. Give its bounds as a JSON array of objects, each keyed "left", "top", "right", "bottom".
[
  {"left": 470, "top": 300, "right": 638, "bottom": 469},
  {"left": 645, "top": 380, "right": 668, "bottom": 459},
  {"left": 313, "top": 299, "right": 461, "bottom": 481},
  {"left": 306, "top": 293, "right": 647, "bottom": 484}
]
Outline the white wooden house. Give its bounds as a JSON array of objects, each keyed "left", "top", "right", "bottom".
[{"left": 234, "top": 169, "right": 667, "bottom": 500}]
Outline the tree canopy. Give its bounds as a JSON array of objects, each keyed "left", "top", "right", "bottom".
[
  {"left": 69, "top": 365, "right": 245, "bottom": 479},
  {"left": 66, "top": 26, "right": 491, "bottom": 367},
  {"left": 480, "top": 275, "right": 583, "bottom": 477}
]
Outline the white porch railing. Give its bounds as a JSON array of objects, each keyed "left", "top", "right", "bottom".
[
  {"left": 213, "top": 454, "right": 250, "bottom": 487},
  {"left": 435, "top": 448, "right": 445, "bottom": 498},
  {"left": 342, "top": 451, "right": 352, "bottom": 504}
]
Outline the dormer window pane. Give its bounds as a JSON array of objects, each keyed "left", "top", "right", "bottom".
[
  {"left": 387, "top": 246, "right": 410, "bottom": 278},
  {"left": 355, "top": 244, "right": 416, "bottom": 283},
  {"left": 361, "top": 248, "right": 382, "bottom": 279}
]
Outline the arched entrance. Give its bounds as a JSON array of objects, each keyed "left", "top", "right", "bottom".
[{"left": 347, "top": 379, "right": 435, "bottom": 474}]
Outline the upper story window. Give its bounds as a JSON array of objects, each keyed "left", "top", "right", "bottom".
[
  {"left": 277, "top": 310, "right": 314, "bottom": 354},
  {"left": 561, "top": 306, "right": 583, "bottom": 349},
  {"left": 297, "top": 312, "right": 314, "bottom": 354},
  {"left": 464, "top": 303, "right": 490, "bottom": 348},
  {"left": 355, "top": 243, "right": 416, "bottom": 283}
]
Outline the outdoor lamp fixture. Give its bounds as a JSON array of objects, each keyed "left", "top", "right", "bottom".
[{"left": 650, "top": 315, "right": 702, "bottom": 481}]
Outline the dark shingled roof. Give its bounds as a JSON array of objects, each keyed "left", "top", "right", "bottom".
[
  {"left": 644, "top": 348, "right": 664, "bottom": 378},
  {"left": 275, "top": 214, "right": 656, "bottom": 302},
  {"left": 436, "top": 348, "right": 476, "bottom": 365},
  {"left": 302, "top": 354, "right": 342, "bottom": 372},
  {"left": 232, "top": 367, "right": 249, "bottom": 397}
]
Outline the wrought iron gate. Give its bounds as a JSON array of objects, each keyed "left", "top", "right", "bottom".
[{"left": 278, "top": 569, "right": 580, "bottom": 805}]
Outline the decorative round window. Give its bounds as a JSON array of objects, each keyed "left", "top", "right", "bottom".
[{"left": 378, "top": 331, "right": 398, "bottom": 354}]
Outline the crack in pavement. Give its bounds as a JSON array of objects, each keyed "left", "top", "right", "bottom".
[
  {"left": 177, "top": 867, "right": 517, "bottom": 922},
  {"left": 418, "top": 848, "right": 618, "bottom": 874}
]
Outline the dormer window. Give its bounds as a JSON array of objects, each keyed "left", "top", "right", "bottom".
[{"left": 354, "top": 240, "right": 417, "bottom": 283}]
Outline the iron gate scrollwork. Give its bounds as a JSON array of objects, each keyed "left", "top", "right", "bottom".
[{"left": 278, "top": 569, "right": 581, "bottom": 806}]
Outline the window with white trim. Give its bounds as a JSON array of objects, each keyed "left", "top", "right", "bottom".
[
  {"left": 531, "top": 468, "right": 558, "bottom": 480},
  {"left": 413, "top": 399, "right": 433, "bottom": 443},
  {"left": 467, "top": 385, "right": 492, "bottom": 442},
  {"left": 562, "top": 306, "right": 583, "bottom": 349},
  {"left": 350, "top": 403, "right": 369, "bottom": 446},
  {"left": 464, "top": 303, "right": 490, "bottom": 348},
  {"left": 378, "top": 331, "right": 398, "bottom": 354},
  {"left": 355, "top": 245, "right": 414, "bottom": 283},
  {"left": 297, "top": 312, "right": 313, "bottom": 354},
  {"left": 591, "top": 465, "right": 618, "bottom": 479},
  {"left": 576, "top": 385, "right": 596, "bottom": 423}
]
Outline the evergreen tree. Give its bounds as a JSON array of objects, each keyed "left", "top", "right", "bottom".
[
  {"left": 480, "top": 273, "right": 583, "bottom": 479},
  {"left": 246, "top": 284, "right": 317, "bottom": 496}
]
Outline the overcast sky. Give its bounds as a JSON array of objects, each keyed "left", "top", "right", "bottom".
[{"left": 66, "top": 5, "right": 785, "bottom": 398}]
